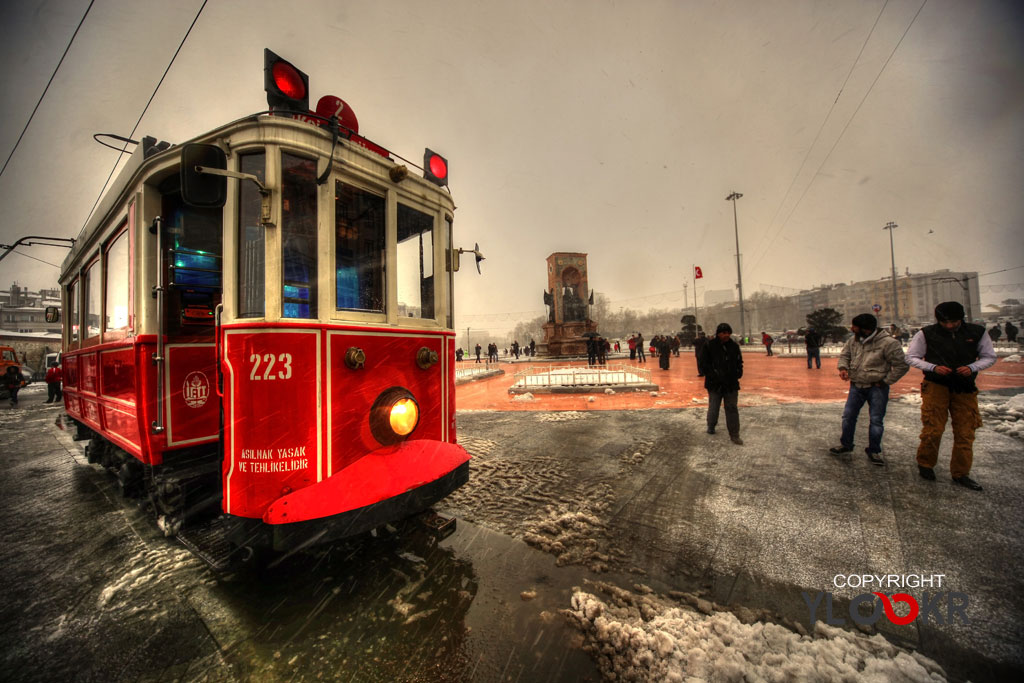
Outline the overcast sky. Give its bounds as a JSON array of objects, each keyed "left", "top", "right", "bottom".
[{"left": 1, "top": 0, "right": 1022, "bottom": 335}]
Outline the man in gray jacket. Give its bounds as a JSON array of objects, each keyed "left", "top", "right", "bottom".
[{"left": 829, "top": 313, "right": 910, "bottom": 465}]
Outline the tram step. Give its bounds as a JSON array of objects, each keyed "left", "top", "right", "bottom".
[
  {"left": 176, "top": 517, "right": 244, "bottom": 573},
  {"left": 415, "top": 510, "right": 457, "bottom": 540}
]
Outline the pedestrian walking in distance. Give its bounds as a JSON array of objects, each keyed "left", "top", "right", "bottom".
[
  {"left": 699, "top": 323, "right": 744, "bottom": 445},
  {"left": 805, "top": 327, "right": 822, "bottom": 369},
  {"left": 762, "top": 331, "right": 774, "bottom": 357},
  {"left": 4, "top": 365, "right": 26, "bottom": 407},
  {"left": 693, "top": 331, "right": 707, "bottom": 377},
  {"left": 907, "top": 301, "right": 996, "bottom": 491},
  {"left": 45, "top": 359, "right": 63, "bottom": 404},
  {"left": 1005, "top": 320, "right": 1018, "bottom": 343},
  {"left": 829, "top": 314, "right": 909, "bottom": 465}
]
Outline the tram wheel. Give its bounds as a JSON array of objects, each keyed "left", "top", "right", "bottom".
[{"left": 117, "top": 460, "right": 144, "bottom": 499}]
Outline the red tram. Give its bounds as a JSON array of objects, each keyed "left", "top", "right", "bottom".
[{"left": 52, "top": 50, "right": 475, "bottom": 567}]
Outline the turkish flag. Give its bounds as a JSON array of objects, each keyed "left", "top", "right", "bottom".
[{"left": 694, "top": 266, "right": 703, "bottom": 279}]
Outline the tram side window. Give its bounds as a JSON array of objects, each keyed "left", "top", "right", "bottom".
[
  {"left": 105, "top": 230, "right": 129, "bottom": 331},
  {"left": 84, "top": 261, "right": 101, "bottom": 339},
  {"left": 397, "top": 204, "right": 434, "bottom": 320},
  {"left": 159, "top": 182, "right": 222, "bottom": 334},
  {"left": 335, "top": 181, "right": 385, "bottom": 312},
  {"left": 237, "top": 152, "right": 266, "bottom": 318},
  {"left": 281, "top": 153, "right": 317, "bottom": 319},
  {"left": 67, "top": 280, "right": 79, "bottom": 344}
]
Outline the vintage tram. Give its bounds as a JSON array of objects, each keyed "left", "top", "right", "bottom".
[{"left": 53, "top": 50, "right": 475, "bottom": 567}]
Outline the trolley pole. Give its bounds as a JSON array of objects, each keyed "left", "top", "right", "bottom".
[
  {"left": 883, "top": 221, "right": 899, "bottom": 324},
  {"left": 726, "top": 192, "right": 745, "bottom": 342}
]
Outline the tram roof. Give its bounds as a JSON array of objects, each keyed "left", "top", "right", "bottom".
[{"left": 61, "top": 113, "right": 453, "bottom": 280}]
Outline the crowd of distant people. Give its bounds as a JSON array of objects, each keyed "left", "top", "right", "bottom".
[
  {"left": 453, "top": 317, "right": 1019, "bottom": 369},
  {"left": 447, "top": 304, "right": 1019, "bottom": 493}
]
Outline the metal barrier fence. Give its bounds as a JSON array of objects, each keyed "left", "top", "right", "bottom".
[
  {"left": 455, "top": 360, "right": 498, "bottom": 380},
  {"left": 510, "top": 364, "right": 652, "bottom": 389}
]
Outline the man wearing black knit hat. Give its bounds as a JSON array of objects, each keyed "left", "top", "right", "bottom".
[
  {"left": 698, "top": 322, "right": 744, "bottom": 445},
  {"left": 829, "top": 313, "right": 909, "bottom": 465},
  {"left": 907, "top": 301, "right": 996, "bottom": 490}
]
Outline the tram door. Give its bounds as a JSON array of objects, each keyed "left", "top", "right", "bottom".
[{"left": 157, "top": 179, "right": 223, "bottom": 453}]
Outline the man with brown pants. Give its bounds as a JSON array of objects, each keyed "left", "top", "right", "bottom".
[{"left": 907, "top": 301, "right": 996, "bottom": 490}]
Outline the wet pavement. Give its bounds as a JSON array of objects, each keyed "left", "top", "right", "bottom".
[
  {"left": 0, "top": 386, "right": 599, "bottom": 682},
  {"left": 2, "top": 354, "right": 1023, "bottom": 681}
]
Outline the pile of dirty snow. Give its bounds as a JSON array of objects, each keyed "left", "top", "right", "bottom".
[
  {"left": 563, "top": 581, "right": 946, "bottom": 682},
  {"left": 980, "top": 392, "right": 1024, "bottom": 440},
  {"left": 1002, "top": 354, "right": 1021, "bottom": 363},
  {"left": 511, "top": 392, "right": 536, "bottom": 402},
  {"left": 537, "top": 411, "right": 590, "bottom": 422},
  {"left": 523, "top": 490, "right": 625, "bottom": 573}
]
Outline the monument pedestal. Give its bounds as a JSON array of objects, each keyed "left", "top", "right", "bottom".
[
  {"left": 540, "top": 252, "right": 600, "bottom": 357},
  {"left": 542, "top": 320, "right": 597, "bottom": 357}
]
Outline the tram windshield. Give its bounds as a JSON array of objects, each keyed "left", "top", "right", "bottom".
[
  {"left": 281, "top": 153, "right": 318, "bottom": 319},
  {"left": 397, "top": 204, "right": 434, "bottom": 319},
  {"left": 335, "top": 180, "right": 385, "bottom": 312}
]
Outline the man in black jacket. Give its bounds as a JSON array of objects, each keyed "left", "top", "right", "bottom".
[
  {"left": 805, "top": 327, "right": 823, "bottom": 369},
  {"left": 907, "top": 301, "right": 996, "bottom": 491},
  {"left": 699, "top": 323, "right": 744, "bottom": 445}
]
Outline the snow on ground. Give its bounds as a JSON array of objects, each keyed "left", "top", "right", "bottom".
[
  {"left": 522, "top": 490, "right": 625, "bottom": 574},
  {"left": 980, "top": 393, "right": 1024, "bottom": 439},
  {"left": 537, "top": 411, "right": 591, "bottom": 422},
  {"left": 563, "top": 581, "right": 947, "bottom": 683}
]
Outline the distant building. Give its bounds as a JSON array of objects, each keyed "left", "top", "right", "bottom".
[
  {"left": 812, "top": 269, "right": 980, "bottom": 325},
  {"left": 1, "top": 283, "right": 63, "bottom": 375},
  {"left": 0, "top": 283, "right": 62, "bottom": 334},
  {"left": 704, "top": 268, "right": 983, "bottom": 335},
  {"left": 704, "top": 288, "right": 734, "bottom": 306}
]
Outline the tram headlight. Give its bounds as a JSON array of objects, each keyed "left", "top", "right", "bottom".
[
  {"left": 389, "top": 398, "right": 418, "bottom": 435},
  {"left": 370, "top": 388, "right": 420, "bottom": 445}
]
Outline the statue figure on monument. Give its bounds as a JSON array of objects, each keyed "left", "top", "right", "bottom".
[
  {"left": 543, "top": 288, "right": 555, "bottom": 323},
  {"left": 563, "top": 283, "right": 584, "bottom": 322}
]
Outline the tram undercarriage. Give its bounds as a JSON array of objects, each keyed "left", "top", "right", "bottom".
[{"left": 69, "top": 418, "right": 465, "bottom": 571}]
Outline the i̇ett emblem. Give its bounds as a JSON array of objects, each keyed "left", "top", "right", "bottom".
[{"left": 183, "top": 371, "right": 210, "bottom": 409}]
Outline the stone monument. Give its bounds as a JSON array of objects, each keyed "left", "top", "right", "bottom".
[{"left": 541, "top": 252, "right": 598, "bottom": 356}]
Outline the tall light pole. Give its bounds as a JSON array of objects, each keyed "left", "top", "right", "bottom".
[
  {"left": 882, "top": 221, "right": 899, "bottom": 324},
  {"left": 726, "top": 192, "right": 745, "bottom": 340}
]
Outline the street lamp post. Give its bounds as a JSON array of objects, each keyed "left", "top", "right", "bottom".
[
  {"left": 883, "top": 221, "right": 899, "bottom": 324},
  {"left": 726, "top": 192, "right": 745, "bottom": 341}
]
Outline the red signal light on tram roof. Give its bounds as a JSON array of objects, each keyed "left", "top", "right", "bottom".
[
  {"left": 273, "top": 62, "right": 306, "bottom": 100},
  {"left": 423, "top": 149, "right": 448, "bottom": 187},
  {"left": 264, "top": 48, "right": 309, "bottom": 113}
]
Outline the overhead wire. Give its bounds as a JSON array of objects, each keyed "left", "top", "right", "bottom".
[
  {"left": 4, "top": 249, "right": 61, "bottom": 269},
  {"left": 0, "top": 0, "right": 96, "bottom": 182},
  {"left": 748, "top": 0, "right": 930, "bottom": 274},
  {"left": 79, "top": 0, "right": 210, "bottom": 233},
  {"left": 748, "top": 0, "right": 891, "bottom": 268}
]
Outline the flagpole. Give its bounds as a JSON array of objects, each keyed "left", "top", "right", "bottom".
[{"left": 692, "top": 265, "right": 697, "bottom": 317}]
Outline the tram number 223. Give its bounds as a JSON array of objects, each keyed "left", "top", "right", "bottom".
[{"left": 249, "top": 353, "right": 294, "bottom": 381}]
